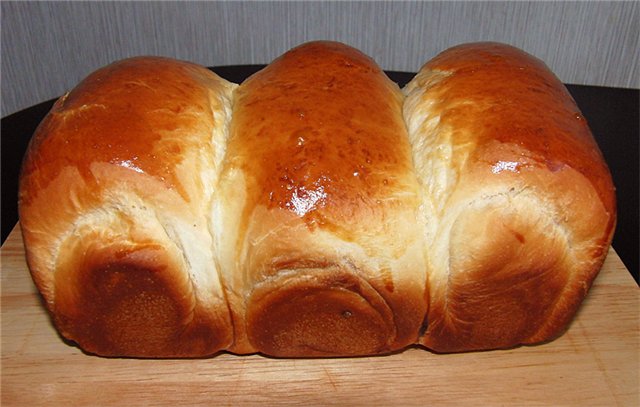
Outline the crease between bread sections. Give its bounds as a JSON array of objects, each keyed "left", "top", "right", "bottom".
[{"left": 18, "top": 41, "right": 616, "bottom": 358}]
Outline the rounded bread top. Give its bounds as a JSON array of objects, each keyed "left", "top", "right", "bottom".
[{"left": 20, "top": 56, "right": 231, "bottom": 205}]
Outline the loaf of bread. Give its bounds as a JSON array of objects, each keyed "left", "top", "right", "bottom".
[{"left": 18, "top": 41, "right": 616, "bottom": 358}]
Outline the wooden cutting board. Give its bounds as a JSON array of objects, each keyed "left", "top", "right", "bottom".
[{"left": 1, "top": 223, "right": 638, "bottom": 406}]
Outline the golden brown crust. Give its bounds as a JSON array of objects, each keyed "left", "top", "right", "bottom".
[
  {"left": 413, "top": 42, "right": 615, "bottom": 217},
  {"left": 246, "top": 266, "right": 396, "bottom": 357},
  {"left": 21, "top": 57, "right": 219, "bottom": 201},
  {"left": 219, "top": 41, "right": 427, "bottom": 356},
  {"left": 229, "top": 41, "right": 419, "bottom": 232},
  {"left": 19, "top": 56, "right": 236, "bottom": 357},
  {"left": 53, "top": 238, "right": 222, "bottom": 357},
  {"left": 403, "top": 42, "right": 616, "bottom": 352}
]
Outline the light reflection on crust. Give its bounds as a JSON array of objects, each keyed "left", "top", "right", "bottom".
[{"left": 491, "top": 160, "right": 520, "bottom": 174}]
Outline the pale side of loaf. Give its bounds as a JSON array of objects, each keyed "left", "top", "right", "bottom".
[
  {"left": 403, "top": 42, "right": 616, "bottom": 352},
  {"left": 18, "top": 41, "right": 616, "bottom": 358}
]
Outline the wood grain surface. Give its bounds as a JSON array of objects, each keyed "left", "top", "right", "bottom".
[{"left": 1, "top": 223, "right": 638, "bottom": 406}]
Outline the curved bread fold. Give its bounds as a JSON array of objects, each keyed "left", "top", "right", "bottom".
[
  {"left": 218, "top": 41, "right": 427, "bottom": 356},
  {"left": 19, "top": 57, "right": 236, "bottom": 357},
  {"left": 403, "top": 42, "right": 616, "bottom": 352}
]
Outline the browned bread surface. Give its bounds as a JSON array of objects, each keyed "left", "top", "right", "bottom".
[
  {"left": 219, "top": 41, "right": 426, "bottom": 356},
  {"left": 19, "top": 56, "right": 236, "bottom": 357},
  {"left": 18, "top": 42, "right": 616, "bottom": 358},
  {"left": 404, "top": 42, "right": 615, "bottom": 352}
]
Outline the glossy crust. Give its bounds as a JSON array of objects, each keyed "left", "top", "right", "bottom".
[
  {"left": 19, "top": 56, "right": 236, "bottom": 357},
  {"left": 18, "top": 42, "right": 616, "bottom": 358},
  {"left": 218, "top": 41, "right": 427, "bottom": 356},
  {"left": 403, "top": 42, "right": 616, "bottom": 352}
]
